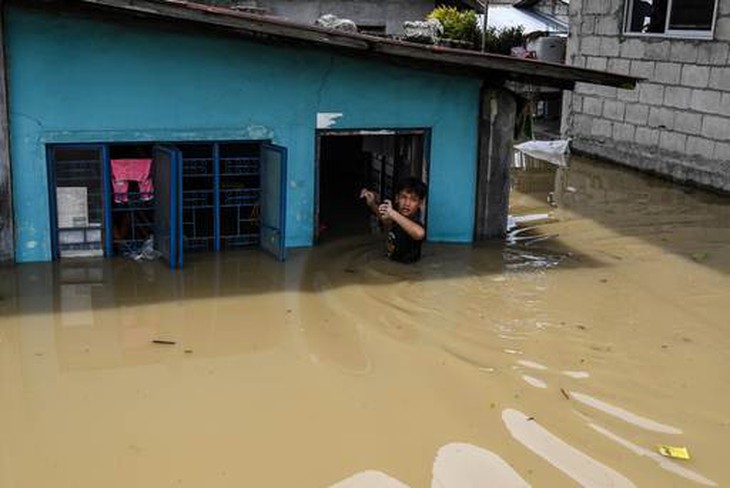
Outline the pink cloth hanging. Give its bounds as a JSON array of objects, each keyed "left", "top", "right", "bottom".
[{"left": 111, "top": 159, "right": 154, "bottom": 203}]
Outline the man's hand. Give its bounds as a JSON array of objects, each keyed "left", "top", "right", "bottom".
[
  {"left": 382, "top": 201, "right": 425, "bottom": 241},
  {"left": 359, "top": 188, "right": 377, "bottom": 206},
  {"left": 378, "top": 199, "right": 395, "bottom": 219},
  {"left": 360, "top": 188, "right": 384, "bottom": 219}
]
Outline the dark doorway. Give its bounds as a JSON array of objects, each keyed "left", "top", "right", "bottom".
[{"left": 316, "top": 130, "right": 429, "bottom": 242}]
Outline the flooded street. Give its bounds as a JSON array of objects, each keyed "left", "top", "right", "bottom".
[{"left": 1, "top": 155, "right": 729, "bottom": 487}]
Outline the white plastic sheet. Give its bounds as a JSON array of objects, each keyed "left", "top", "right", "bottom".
[{"left": 514, "top": 139, "right": 570, "bottom": 167}]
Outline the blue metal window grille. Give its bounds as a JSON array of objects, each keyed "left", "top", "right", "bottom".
[
  {"left": 179, "top": 144, "right": 216, "bottom": 253},
  {"left": 48, "top": 140, "right": 285, "bottom": 266},
  {"left": 47, "top": 145, "right": 107, "bottom": 259},
  {"left": 109, "top": 145, "right": 156, "bottom": 257},
  {"left": 218, "top": 143, "right": 262, "bottom": 251}
]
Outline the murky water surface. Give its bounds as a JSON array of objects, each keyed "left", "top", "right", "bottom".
[{"left": 1, "top": 155, "right": 729, "bottom": 487}]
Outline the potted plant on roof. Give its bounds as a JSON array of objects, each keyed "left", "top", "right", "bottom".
[{"left": 427, "top": 6, "right": 481, "bottom": 50}]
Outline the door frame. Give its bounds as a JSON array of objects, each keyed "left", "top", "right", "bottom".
[
  {"left": 313, "top": 128, "right": 431, "bottom": 244},
  {"left": 153, "top": 144, "right": 183, "bottom": 269},
  {"left": 259, "top": 143, "right": 288, "bottom": 261}
]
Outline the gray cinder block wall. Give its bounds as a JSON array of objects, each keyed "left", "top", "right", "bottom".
[
  {"left": 562, "top": 0, "right": 730, "bottom": 192},
  {"left": 531, "top": 0, "right": 569, "bottom": 25}
]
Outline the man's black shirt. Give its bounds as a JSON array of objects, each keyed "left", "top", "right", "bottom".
[{"left": 386, "top": 219, "right": 422, "bottom": 263}]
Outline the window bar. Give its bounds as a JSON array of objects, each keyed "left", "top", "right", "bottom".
[
  {"left": 214, "top": 143, "right": 221, "bottom": 252},
  {"left": 664, "top": 0, "right": 672, "bottom": 32},
  {"left": 46, "top": 145, "right": 59, "bottom": 260},
  {"left": 101, "top": 144, "right": 113, "bottom": 256}
]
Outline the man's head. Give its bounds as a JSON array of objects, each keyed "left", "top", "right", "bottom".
[{"left": 394, "top": 177, "right": 427, "bottom": 218}]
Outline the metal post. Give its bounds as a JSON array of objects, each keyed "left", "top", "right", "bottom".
[
  {"left": 480, "top": 0, "right": 489, "bottom": 52},
  {"left": 475, "top": 84, "right": 515, "bottom": 240}
]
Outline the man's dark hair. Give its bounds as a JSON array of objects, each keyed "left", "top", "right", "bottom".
[{"left": 396, "top": 177, "right": 428, "bottom": 200}]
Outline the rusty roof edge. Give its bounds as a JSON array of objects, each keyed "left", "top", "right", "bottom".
[
  {"left": 371, "top": 43, "right": 641, "bottom": 89},
  {"left": 79, "top": 0, "right": 373, "bottom": 49},
  {"left": 77, "top": 0, "right": 640, "bottom": 90}
]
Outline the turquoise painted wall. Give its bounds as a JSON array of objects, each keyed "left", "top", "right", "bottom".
[{"left": 5, "top": 6, "right": 480, "bottom": 263}]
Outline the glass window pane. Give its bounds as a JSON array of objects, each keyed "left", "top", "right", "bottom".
[
  {"left": 53, "top": 147, "right": 103, "bottom": 226},
  {"left": 668, "top": 0, "right": 715, "bottom": 31},
  {"left": 626, "top": 0, "right": 669, "bottom": 33},
  {"left": 627, "top": 0, "right": 651, "bottom": 32},
  {"left": 647, "top": 0, "right": 669, "bottom": 33}
]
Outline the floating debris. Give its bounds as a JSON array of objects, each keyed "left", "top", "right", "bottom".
[
  {"left": 657, "top": 445, "right": 691, "bottom": 460},
  {"left": 590, "top": 425, "right": 714, "bottom": 485},
  {"left": 152, "top": 339, "right": 176, "bottom": 345}
]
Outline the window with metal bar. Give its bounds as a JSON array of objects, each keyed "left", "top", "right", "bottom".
[{"left": 624, "top": 0, "right": 717, "bottom": 38}]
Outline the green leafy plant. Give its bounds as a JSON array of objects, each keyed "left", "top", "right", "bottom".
[
  {"left": 428, "top": 6, "right": 480, "bottom": 47},
  {"left": 483, "top": 26, "right": 526, "bottom": 55},
  {"left": 427, "top": 7, "right": 525, "bottom": 53}
]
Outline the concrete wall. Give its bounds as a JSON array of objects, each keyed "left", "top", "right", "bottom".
[
  {"left": 533, "top": 0, "right": 569, "bottom": 25},
  {"left": 5, "top": 5, "right": 480, "bottom": 263},
  {"left": 563, "top": 0, "right": 730, "bottom": 191},
  {"left": 257, "top": 0, "right": 435, "bottom": 35}
]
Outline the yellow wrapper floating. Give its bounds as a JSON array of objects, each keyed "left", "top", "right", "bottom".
[{"left": 657, "top": 445, "right": 690, "bottom": 460}]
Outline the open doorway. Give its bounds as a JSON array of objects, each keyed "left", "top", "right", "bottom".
[
  {"left": 109, "top": 143, "right": 155, "bottom": 256},
  {"left": 316, "top": 130, "right": 429, "bottom": 242}
]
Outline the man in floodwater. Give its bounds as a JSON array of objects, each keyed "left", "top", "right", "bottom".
[{"left": 360, "top": 177, "right": 427, "bottom": 263}]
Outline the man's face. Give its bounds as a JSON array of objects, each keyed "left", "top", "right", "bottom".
[{"left": 396, "top": 190, "right": 422, "bottom": 218}]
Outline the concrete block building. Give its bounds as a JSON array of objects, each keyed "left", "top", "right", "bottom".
[
  {"left": 513, "top": 0, "right": 569, "bottom": 25},
  {"left": 563, "top": 0, "right": 730, "bottom": 192}
]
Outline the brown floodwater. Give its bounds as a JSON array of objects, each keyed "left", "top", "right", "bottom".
[{"left": 1, "top": 154, "right": 729, "bottom": 487}]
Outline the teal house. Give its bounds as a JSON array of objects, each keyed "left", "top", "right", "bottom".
[{"left": 0, "top": 0, "right": 635, "bottom": 265}]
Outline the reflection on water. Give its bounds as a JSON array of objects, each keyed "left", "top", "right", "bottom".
[
  {"left": 0, "top": 154, "right": 728, "bottom": 486},
  {"left": 502, "top": 408, "right": 636, "bottom": 487},
  {"left": 570, "top": 391, "right": 683, "bottom": 434}
]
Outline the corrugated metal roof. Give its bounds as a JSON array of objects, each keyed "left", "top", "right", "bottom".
[
  {"left": 469, "top": 0, "right": 569, "bottom": 8},
  {"left": 53, "top": 0, "right": 634, "bottom": 90},
  {"left": 481, "top": 5, "right": 568, "bottom": 34},
  {"left": 513, "top": 0, "right": 570, "bottom": 7}
]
